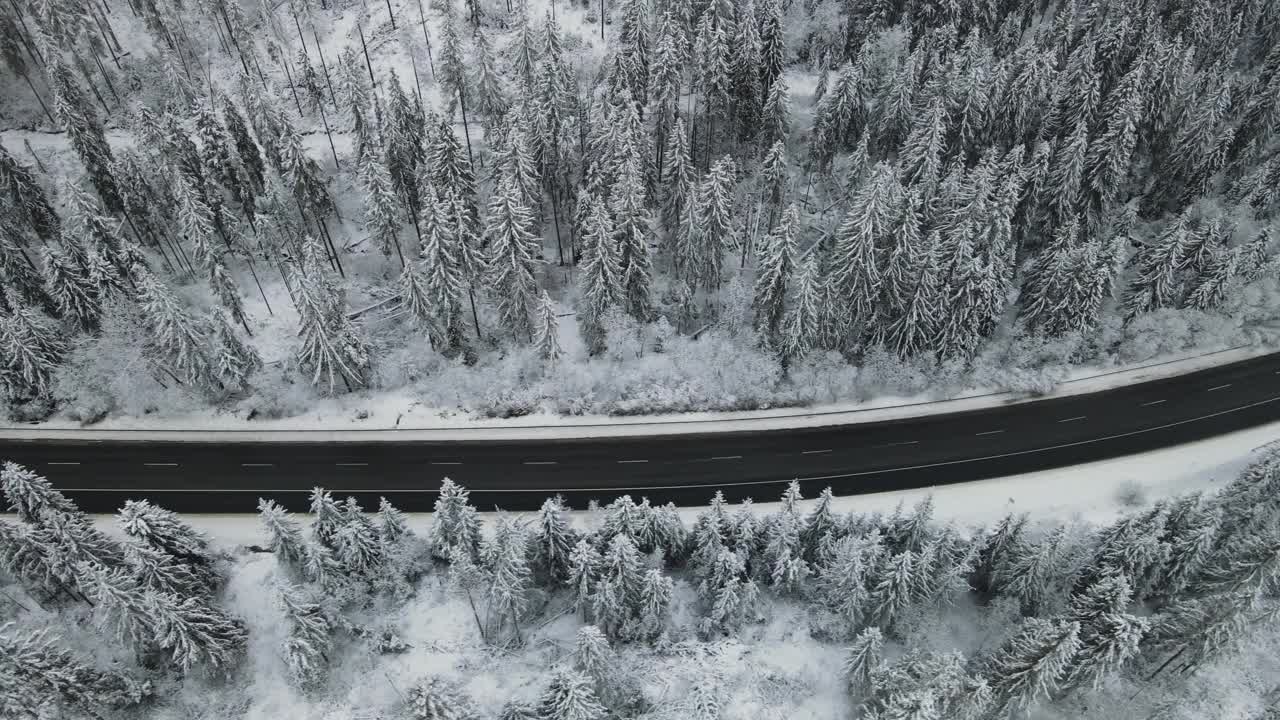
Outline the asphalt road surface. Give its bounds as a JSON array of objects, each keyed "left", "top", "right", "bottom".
[{"left": 2, "top": 353, "right": 1279, "bottom": 513}]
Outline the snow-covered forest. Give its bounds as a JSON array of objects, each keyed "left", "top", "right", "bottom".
[
  {"left": 3, "top": 450, "right": 1280, "bottom": 718},
  {"left": 1, "top": 0, "right": 1279, "bottom": 423}
]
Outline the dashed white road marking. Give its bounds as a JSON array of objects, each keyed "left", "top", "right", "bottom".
[
  {"left": 1058, "top": 416, "right": 1087, "bottom": 423},
  {"left": 711, "top": 455, "right": 743, "bottom": 460},
  {"left": 1208, "top": 384, "right": 1232, "bottom": 392},
  {"left": 1141, "top": 399, "right": 1167, "bottom": 406},
  {"left": 430, "top": 461, "right": 462, "bottom": 465},
  {"left": 802, "top": 449, "right": 832, "bottom": 455},
  {"left": 871, "top": 440, "right": 921, "bottom": 448},
  {"left": 617, "top": 459, "right": 649, "bottom": 464},
  {"left": 241, "top": 463, "right": 274, "bottom": 467},
  {"left": 975, "top": 430, "right": 1005, "bottom": 436},
  {"left": 143, "top": 462, "right": 178, "bottom": 467},
  {"left": 46, "top": 462, "right": 80, "bottom": 466},
  {"left": 335, "top": 462, "right": 368, "bottom": 467},
  {"left": 523, "top": 461, "right": 557, "bottom": 465}
]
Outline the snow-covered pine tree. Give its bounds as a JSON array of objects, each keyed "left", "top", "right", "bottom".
[
  {"left": 208, "top": 308, "right": 261, "bottom": 390},
  {"left": 258, "top": 498, "right": 306, "bottom": 570},
  {"left": 406, "top": 675, "right": 478, "bottom": 720},
  {"left": 470, "top": 28, "right": 508, "bottom": 128},
  {"left": 593, "top": 533, "right": 647, "bottom": 641},
  {"left": 358, "top": 151, "right": 405, "bottom": 265},
  {"left": 481, "top": 518, "right": 532, "bottom": 643},
  {"left": 0, "top": 623, "right": 148, "bottom": 716},
  {"left": 537, "top": 670, "right": 607, "bottom": 720},
  {"left": 898, "top": 98, "right": 947, "bottom": 190},
  {"left": 431, "top": 477, "right": 481, "bottom": 563},
  {"left": 760, "top": 76, "right": 791, "bottom": 148},
  {"left": 729, "top": 0, "right": 762, "bottom": 142},
  {"left": 635, "top": 567, "right": 673, "bottom": 640},
  {"left": 278, "top": 584, "right": 334, "bottom": 688},
  {"left": 1, "top": 461, "right": 80, "bottom": 523},
  {"left": 41, "top": 243, "right": 99, "bottom": 331},
  {"left": 985, "top": 618, "right": 1082, "bottom": 716},
  {"left": 134, "top": 266, "right": 217, "bottom": 391},
  {"left": 758, "top": 0, "right": 784, "bottom": 94},
  {"left": 815, "top": 533, "right": 878, "bottom": 631},
  {"left": 48, "top": 61, "right": 121, "bottom": 213},
  {"left": 0, "top": 298, "right": 65, "bottom": 402},
  {"left": 881, "top": 231, "right": 942, "bottom": 358},
  {"left": 334, "top": 45, "right": 377, "bottom": 165},
  {"left": 0, "top": 146, "right": 60, "bottom": 242},
  {"left": 659, "top": 118, "right": 694, "bottom": 244},
  {"left": 1122, "top": 210, "right": 1195, "bottom": 319},
  {"left": 697, "top": 544, "right": 761, "bottom": 636},
  {"left": 692, "top": 8, "right": 732, "bottom": 158},
  {"left": 377, "top": 496, "right": 411, "bottom": 546},
  {"left": 780, "top": 251, "right": 821, "bottom": 361},
  {"left": 531, "top": 495, "right": 575, "bottom": 582},
  {"left": 1061, "top": 574, "right": 1149, "bottom": 691},
  {"left": 648, "top": 11, "right": 683, "bottom": 178},
  {"left": 568, "top": 538, "right": 602, "bottom": 621},
  {"left": 333, "top": 497, "right": 386, "bottom": 576},
  {"left": 117, "top": 498, "right": 212, "bottom": 565},
  {"left": 610, "top": 153, "right": 654, "bottom": 321},
  {"left": 193, "top": 98, "right": 252, "bottom": 212},
  {"left": 221, "top": 97, "right": 265, "bottom": 194},
  {"left": 829, "top": 163, "right": 896, "bottom": 342},
  {"left": 292, "top": 237, "right": 370, "bottom": 393},
  {"left": 523, "top": 287, "right": 559, "bottom": 366},
  {"left": 578, "top": 194, "right": 621, "bottom": 354},
  {"left": 753, "top": 203, "right": 798, "bottom": 343},
  {"left": 126, "top": 543, "right": 213, "bottom": 598},
  {"left": 485, "top": 177, "right": 541, "bottom": 342},
  {"left": 844, "top": 626, "right": 884, "bottom": 696},
  {"left": 995, "top": 526, "right": 1067, "bottom": 615},
  {"left": 868, "top": 549, "right": 916, "bottom": 630},
  {"left": 438, "top": 9, "right": 467, "bottom": 119},
  {"left": 687, "top": 155, "right": 736, "bottom": 291}
]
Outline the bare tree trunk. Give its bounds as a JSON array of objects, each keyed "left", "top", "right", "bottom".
[
  {"left": 313, "top": 28, "right": 339, "bottom": 109},
  {"left": 281, "top": 56, "right": 306, "bottom": 115},
  {"left": 318, "top": 101, "right": 339, "bottom": 169},
  {"left": 6, "top": 0, "right": 43, "bottom": 68},
  {"left": 19, "top": 71, "right": 55, "bottom": 125},
  {"left": 384, "top": 0, "right": 396, "bottom": 29},
  {"left": 458, "top": 89, "right": 475, "bottom": 167},
  {"left": 415, "top": 0, "right": 436, "bottom": 79},
  {"left": 357, "top": 21, "right": 378, "bottom": 99}
]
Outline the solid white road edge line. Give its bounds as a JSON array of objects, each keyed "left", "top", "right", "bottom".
[
  {"left": 975, "top": 430, "right": 1005, "bottom": 436},
  {"left": 60, "top": 396, "right": 1280, "bottom": 495},
  {"left": 1058, "top": 416, "right": 1087, "bottom": 423},
  {"left": 1207, "top": 384, "right": 1232, "bottom": 391},
  {"left": 1141, "top": 399, "right": 1166, "bottom": 406}
]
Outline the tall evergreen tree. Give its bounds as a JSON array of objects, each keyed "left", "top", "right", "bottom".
[
  {"left": 292, "top": 237, "right": 369, "bottom": 393},
  {"left": 485, "top": 178, "right": 541, "bottom": 342},
  {"left": 753, "top": 204, "right": 798, "bottom": 343},
  {"left": 578, "top": 195, "right": 621, "bottom": 354}
]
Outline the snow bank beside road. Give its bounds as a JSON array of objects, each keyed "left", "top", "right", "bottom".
[{"left": 4, "top": 344, "right": 1267, "bottom": 441}]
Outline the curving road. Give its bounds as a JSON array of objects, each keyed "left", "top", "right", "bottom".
[{"left": 2, "top": 352, "right": 1279, "bottom": 513}]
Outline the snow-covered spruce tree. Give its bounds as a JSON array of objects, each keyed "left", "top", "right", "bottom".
[
  {"left": 134, "top": 266, "right": 216, "bottom": 391},
  {"left": 332, "top": 46, "right": 376, "bottom": 165},
  {"left": 829, "top": 163, "right": 897, "bottom": 343},
  {"left": 577, "top": 194, "right": 620, "bottom": 354},
  {"left": 333, "top": 497, "right": 387, "bottom": 577},
  {"left": 994, "top": 526, "right": 1067, "bottom": 616},
  {"left": 0, "top": 298, "right": 65, "bottom": 402},
  {"left": 292, "top": 236, "right": 370, "bottom": 393},
  {"left": 417, "top": 192, "right": 471, "bottom": 355},
  {"left": 0, "top": 623, "right": 149, "bottom": 716},
  {"left": 0, "top": 225, "right": 53, "bottom": 313},
  {"left": 753, "top": 203, "right": 798, "bottom": 344},
  {"left": 486, "top": 177, "right": 542, "bottom": 342},
  {"left": 610, "top": 153, "right": 654, "bottom": 321},
  {"left": 358, "top": 151, "right": 405, "bottom": 265},
  {"left": 405, "top": 675, "right": 477, "bottom": 719},
  {"left": 41, "top": 243, "right": 99, "bottom": 330},
  {"left": 209, "top": 308, "right": 261, "bottom": 390},
  {"left": 684, "top": 155, "right": 736, "bottom": 291},
  {"left": 258, "top": 498, "right": 306, "bottom": 570},
  {"left": 532, "top": 288, "right": 563, "bottom": 364},
  {"left": 760, "top": 76, "right": 791, "bottom": 148},
  {"left": 593, "top": 533, "right": 647, "bottom": 641},
  {"left": 278, "top": 584, "right": 335, "bottom": 689},
  {"left": 126, "top": 542, "right": 214, "bottom": 598},
  {"left": 635, "top": 567, "right": 674, "bottom": 640},
  {"left": 483, "top": 517, "right": 532, "bottom": 643},
  {"left": 537, "top": 670, "right": 608, "bottom": 720},
  {"left": 984, "top": 618, "right": 1082, "bottom": 717},
  {"left": 378, "top": 497, "right": 412, "bottom": 545},
  {"left": 0, "top": 146, "right": 60, "bottom": 242},
  {"left": 757, "top": 0, "right": 784, "bottom": 94},
  {"left": 692, "top": 9, "right": 732, "bottom": 158},
  {"left": 780, "top": 251, "right": 821, "bottom": 362},
  {"left": 63, "top": 180, "right": 135, "bottom": 278},
  {"left": 307, "top": 486, "right": 345, "bottom": 552},
  {"left": 1061, "top": 574, "right": 1149, "bottom": 691},
  {"left": 221, "top": 97, "right": 265, "bottom": 194},
  {"left": 569, "top": 538, "right": 602, "bottom": 621},
  {"left": 844, "top": 626, "right": 884, "bottom": 696},
  {"left": 193, "top": 97, "right": 252, "bottom": 212},
  {"left": 655, "top": 119, "right": 696, "bottom": 244},
  {"left": 470, "top": 28, "right": 508, "bottom": 128},
  {"left": 384, "top": 71, "right": 427, "bottom": 210},
  {"left": 696, "top": 544, "right": 760, "bottom": 636},
  {"left": 0, "top": 518, "right": 78, "bottom": 602},
  {"left": 430, "top": 477, "right": 481, "bottom": 563},
  {"left": 117, "top": 499, "right": 213, "bottom": 563},
  {"left": 814, "top": 532, "right": 878, "bottom": 632},
  {"left": 532, "top": 496, "right": 576, "bottom": 582},
  {"left": 1, "top": 461, "right": 80, "bottom": 523},
  {"left": 48, "top": 60, "right": 122, "bottom": 213},
  {"left": 437, "top": 9, "right": 468, "bottom": 120}
]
